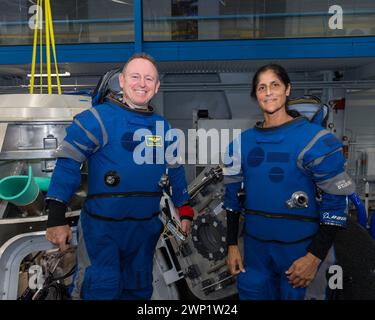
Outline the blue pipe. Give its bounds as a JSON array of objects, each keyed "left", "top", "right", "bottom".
[
  {"left": 370, "top": 211, "right": 375, "bottom": 240},
  {"left": 2, "top": 9, "right": 375, "bottom": 27},
  {"left": 349, "top": 193, "right": 368, "bottom": 229},
  {"left": 134, "top": 0, "right": 143, "bottom": 53}
]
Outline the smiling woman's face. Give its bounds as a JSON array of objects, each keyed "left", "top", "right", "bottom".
[{"left": 255, "top": 69, "right": 291, "bottom": 115}]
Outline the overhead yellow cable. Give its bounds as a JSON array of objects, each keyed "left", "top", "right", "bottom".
[
  {"left": 29, "top": 0, "right": 61, "bottom": 95},
  {"left": 44, "top": 0, "right": 51, "bottom": 94},
  {"left": 29, "top": 0, "right": 40, "bottom": 94},
  {"left": 39, "top": 0, "right": 43, "bottom": 94},
  {"left": 46, "top": 0, "right": 61, "bottom": 94}
]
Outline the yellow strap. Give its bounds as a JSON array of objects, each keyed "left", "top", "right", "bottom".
[
  {"left": 39, "top": 0, "right": 43, "bottom": 94},
  {"left": 30, "top": 0, "right": 40, "bottom": 94},
  {"left": 44, "top": 0, "right": 52, "bottom": 94},
  {"left": 46, "top": 0, "right": 61, "bottom": 94}
]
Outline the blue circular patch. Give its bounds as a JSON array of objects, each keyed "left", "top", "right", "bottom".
[
  {"left": 247, "top": 147, "right": 265, "bottom": 167},
  {"left": 268, "top": 167, "right": 284, "bottom": 183}
]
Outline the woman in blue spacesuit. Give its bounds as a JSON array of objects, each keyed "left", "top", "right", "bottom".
[
  {"left": 45, "top": 53, "right": 194, "bottom": 300},
  {"left": 224, "top": 64, "right": 355, "bottom": 300}
]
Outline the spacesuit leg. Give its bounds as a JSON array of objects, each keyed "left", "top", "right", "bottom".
[
  {"left": 70, "top": 212, "right": 122, "bottom": 300},
  {"left": 120, "top": 244, "right": 154, "bottom": 301},
  {"left": 120, "top": 217, "right": 163, "bottom": 300},
  {"left": 271, "top": 241, "right": 309, "bottom": 300},
  {"left": 237, "top": 235, "right": 279, "bottom": 300},
  {"left": 279, "top": 277, "right": 306, "bottom": 300}
]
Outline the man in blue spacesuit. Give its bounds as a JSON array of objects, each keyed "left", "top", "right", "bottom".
[
  {"left": 224, "top": 64, "right": 355, "bottom": 300},
  {"left": 45, "top": 53, "right": 194, "bottom": 300}
]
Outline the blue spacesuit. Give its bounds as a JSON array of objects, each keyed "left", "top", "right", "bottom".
[
  {"left": 223, "top": 116, "right": 355, "bottom": 299},
  {"left": 47, "top": 96, "right": 190, "bottom": 299}
]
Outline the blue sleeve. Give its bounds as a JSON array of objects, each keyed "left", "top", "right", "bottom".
[
  {"left": 57, "top": 108, "right": 107, "bottom": 161},
  {"left": 46, "top": 158, "right": 82, "bottom": 204},
  {"left": 223, "top": 138, "right": 243, "bottom": 212},
  {"left": 163, "top": 120, "right": 190, "bottom": 207},
  {"left": 301, "top": 131, "right": 355, "bottom": 227},
  {"left": 169, "top": 165, "right": 190, "bottom": 207},
  {"left": 319, "top": 193, "right": 348, "bottom": 227},
  {"left": 47, "top": 107, "right": 108, "bottom": 203},
  {"left": 314, "top": 150, "right": 349, "bottom": 227},
  {"left": 223, "top": 182, "right": 242, "bottom": 212}
]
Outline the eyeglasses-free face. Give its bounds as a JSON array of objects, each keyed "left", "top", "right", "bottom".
[
  {"left": 255, "top": 69, "right": 291, "bottom": 115},
  {"left": 119, "top": 58, "right": 160, "bottom": 107}
]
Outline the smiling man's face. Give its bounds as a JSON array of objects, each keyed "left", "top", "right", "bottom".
[{"left": 119, "top": 58, "right": 160, "bottom": 107}]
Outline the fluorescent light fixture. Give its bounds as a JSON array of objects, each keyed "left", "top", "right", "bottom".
[
  {"left": 27, "top": 71, "right": 71, "bottom": 77},
  {"left": 111, "top": 0, "right": 132, "bottom": 5}
]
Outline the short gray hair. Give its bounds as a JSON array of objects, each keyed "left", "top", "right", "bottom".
[{"left": 122, "top": 52, "right": 159, "bottom": 79}]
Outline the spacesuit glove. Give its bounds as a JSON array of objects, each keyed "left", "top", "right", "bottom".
[{"left": 177, "top": 205, "right": 194, "bottom": 235}]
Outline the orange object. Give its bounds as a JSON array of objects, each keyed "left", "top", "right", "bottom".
[
  {"left": 334, "top": 98, "right": 346, "bottom": 110},
  {"left": 342, "top": 135, "right": 349, "bottom": 159}
]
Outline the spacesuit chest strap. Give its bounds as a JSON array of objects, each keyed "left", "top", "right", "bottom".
[
  {"left": 245, "top": 209, "right": 319, "bottom": 223},
  {"left": 86, "top": 191, "right": 163, "bottom": 200},
  {"left": 83, "top": 207, "right": 160, "bottom": 222}
]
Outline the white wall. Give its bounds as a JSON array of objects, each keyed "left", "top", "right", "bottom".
[{"left": 345, "top": 89, "right": 375, "bottom": 198}]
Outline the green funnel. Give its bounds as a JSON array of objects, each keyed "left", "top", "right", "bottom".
[
  {"left": 0, "top": 166, "right": 50, "bottom": 206},
  {"left": 34, "top": 177, "right": 51, "bottom": 192}
]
